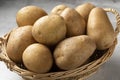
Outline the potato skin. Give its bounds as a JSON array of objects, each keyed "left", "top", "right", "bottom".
[
  {"left": 54, "top": 35, "right": 96, "bottom": 70},
  {"left": 23, "top": 43, "right": 53, "bottom": 73},
  {"left": 60, "top": 8, "right": 86, "bottom": 37},
  {"left": 16, "top": 6, "right": 47, "bottom": 26},
  {"left": 75, "top": 3, "right": 95, "bottom": 21},
  {"left": 51, "top": 4, "right": 68, "bottom": 15},
  {"left": 87, "top": 7, "right": 115, "bottom": 50},
  {"left": 32, "top": 14, "right": 66, "bottom": 46},
  {"left": 7, "top": 25, "right": 36, "bottom": 63}
]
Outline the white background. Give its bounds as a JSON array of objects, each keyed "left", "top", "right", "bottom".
[{"left": 0, "top": 0, "right": 120, "bottom": 80}]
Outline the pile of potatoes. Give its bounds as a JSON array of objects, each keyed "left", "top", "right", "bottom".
[{"left": 6, "top": 3, "right": 115, "bottom": 73}]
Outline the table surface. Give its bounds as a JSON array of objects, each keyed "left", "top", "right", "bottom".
[{"left": 0, "top": 0, "right": 120, "bottom": 80}]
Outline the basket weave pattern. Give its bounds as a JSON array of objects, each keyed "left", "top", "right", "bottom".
[{"left": 0, "top": 8, "right": 120, "bottom": 80}]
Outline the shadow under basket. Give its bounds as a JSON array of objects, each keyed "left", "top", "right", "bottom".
[{"left": 0, "top": 8, "right": 120, "bottom": 80}]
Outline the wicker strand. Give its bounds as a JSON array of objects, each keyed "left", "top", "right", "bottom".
[{"left": 104, "top": 8, "right": 120, "bottom": 36}]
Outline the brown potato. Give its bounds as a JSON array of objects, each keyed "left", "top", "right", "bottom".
[
  {"left": 16, "top": 6, "right": 47, "bottom": 26},
  {"left": 51, "top": 4, "right": 68, "bottom": 15},
  {"left": 87, "top": 7, "right": 115, "bottom": 50},
  {"left": 7, "top": 25, "right": 36, "bottom": 63},
  {"left": 54, "top": 35, "right": 96, "bottom": 70},
  {"left": 75, "top": 3, "right": 95, "bottom": 21},
  {"left": 23, "top": 43, "right": 53, "bottom": 73},
  {"left": 32, "top": 14, "right": 66, "bottom": 46},
  {"left": 60, "top": 8, "right": 86, "bottom": 37}
]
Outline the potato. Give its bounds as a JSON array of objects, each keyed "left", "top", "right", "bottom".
[
  {"left": 54, "top": 35, "right": 96, "bottom": 70},
  {"left": 51, "top": 4, "right": 68, "bottom": 15},
  {"left": 87, "top": 7, "right": 115, "bottom": 50},
  {"left": 32, "top": 14, "right": 66, "bottom": 46},
  {"left": 22, "top": 43, "right": 53, "bottom": 73},
  {"left": 60, "top": 8, "right": 86, "bottom": 37},
  {"left": 7, "top": 25, "right": 36, "bottom": 63},
  {"left": 16, "top": 6, "right": 47, "bottom": 26},
  {"left": 75, "top": 3, "right": 95, "bottom": 21}
]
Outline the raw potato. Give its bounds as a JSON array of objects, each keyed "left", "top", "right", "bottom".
[
  {"left": 51, "top": 4, "right": 68, "bottom": 15},
  {"left": 22, "top": 43, "right": 53, "bottom": 73},
  {"left": 32, "top": 14, "right": 66, "bottom": 46},
  {"left": 54, "top": 35, "right": 96, "bottom": 70},
  {"left": 7, "top": 25, "right": 36, "bottom": 63},
  {"left": 87, "top": 7, "right": 115, "bottom": 50},
  {"left": 16, "top": 6, "right": 47, "bottom": 26},
  {"left": 75, "top": 3, "right": 95, "bottom": 21},
  {"left": 60, "top": 8, "right": 86, "bottom": 37}
]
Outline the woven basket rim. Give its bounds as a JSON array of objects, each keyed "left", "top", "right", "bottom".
[{"left": 0, "top": 8, "right": 120, "bottom": 80}]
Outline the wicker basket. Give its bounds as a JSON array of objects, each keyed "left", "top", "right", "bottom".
[{"left": 0, "top": 8, "right": 120, "bottom": 80}]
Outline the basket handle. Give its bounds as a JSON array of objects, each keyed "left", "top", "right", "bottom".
[{"left": 104, "top": 8, "right": 120, "bottom": 36}]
